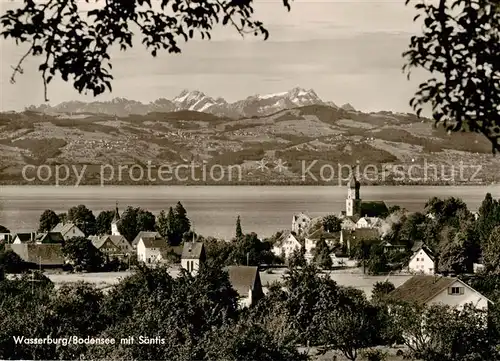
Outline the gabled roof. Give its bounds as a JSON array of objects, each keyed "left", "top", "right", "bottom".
[
  {"left": 226, "top": 266, "right": 260, "bottom": 297},
  {"left": 359, "top": 201, "right": 389, "bottom": 218},
  {"left": 51, "top": 222, "right": 82, "bottom": 236},
  {"left": 306, "top": 227, "right": 340, "bottom": 242},
  {"left": 140, "top": 237, "right": 167, "bottom": 249},
  {"left": 357, "top": 217, "right": 382, "bottom": 226},
  {"left": 132, "top": 231, "right": 160, "bottom": 246},
  {"left": 410, "top": 246, "right": 435, "bottom": 262},
  {"left": 91, "top": 235, "right": 132, "bottom": 250},
  {"left": 388, "top": 275, "right": 494, "bottom": 305},
  {"left": 411, "top": 241, "right": 425, "bottom": 253},
  {"left": 6, "top": 243, "right": 64, "bottom": 266},
  {"left": 36, "top": 232, "right": 64, "bottom": 244},
  {"left": 341, "top": 228, "right": 380, "bottom": 244},
  {"left": 273, "top": 230, "right": 302, "bottom": 248},
  {"left": 13, "top": 232, "right": 35, "bottom": 243},
  {"left": 181, "top": 242, "right": 205, "bottom": 259}
]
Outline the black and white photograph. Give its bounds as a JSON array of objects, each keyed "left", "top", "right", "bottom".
[{"left": 0, "top": 0, "right": 499, "bottom": 360}]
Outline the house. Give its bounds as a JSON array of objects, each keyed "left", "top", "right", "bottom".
[
  {"left": 6, "top": 243, "right": 65, "bottom": 269},
  {"left": 35, "top": 232, "right": 65, "bottom": 244},
  {"left": 381, "top": 240, "right": 407, "bottom": 253},
  {"left": 0, "top": 233, "right": 12, "bottom": 243},
  {"left": 226, "top": 266, "right": 264, "bottom": 308},
  {"left": 356, "top": 216, "right": 383, "bottom": 229},
  {"left": 388, "top": 275, "right": 493, "bottom": 311},
  {"left": 408, "top": 244, "right": 435, "bottom": 275},
  {"left": 181, "top": 242, "right": 206, "bottom": 275},
  {"left": 292, "top": 212, "right": 311, "bottom": 236},
  {"left": 132, "top": 231, "right": 161, "bottom": 249},
  {"left": 51, "top": 222, "right": 85, "bottom": 240},
  {"left": 340, "top": 228, "right": 380, "bottom": 254},
  {"left": 12, "top": 232, "right": 37, "bottom": 244},
  {"left": 91, "top": 235, "right": 132, "bottom": 258},
  {"left": 340, "top": 217, "right": 357, "bottom": 230},
  {"left": 137, "top": 236, "right": 167, "bottom": 264},
  {"left": 271, "top": 231, "right": 302, "bottom": 260}
]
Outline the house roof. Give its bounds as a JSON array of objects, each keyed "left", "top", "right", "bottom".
[
  {"left": 306, "top": 227, "right": 340, "bottom": 242},
  {"left": 359, "top": 201, "right": 389, "bottom": 218},
  {"left": 6, "top": 243, "right": 65, "bottom": 265},
  {"left": 132, "top": 231, "right": 160, "bottom": 246},
  {"left": 388, "top": 275, "right": 494, "bottom": 305},
  {"left": 51, "top": 222, "right": 82, "bottom": 236},
  {"left": 141, "top": 237, "right": 167, "bottom": 249},
  {"left": 357, "top": 217, "right": 382, "bottom": 226},
  {"left": 181, "top": 242, "right": 205, "bottom": 259},
  {"left": 226, "top": 266, "right": 260, "bottom": 297},
  {"left": 411, "top": 241, "right": 425, "bottom": 253},
  {"left": 410, "top": 244, "right": 435, "bottom": 261},
  {"left": 341, "top": 228, "right": 380, "bottom": 244},
  {"left": 36, "top": 232, "right": 64, "bottom": 244},
  {"left": 13, "top": 232, "right": 35, "bottom": 243},
  {"left": 274, "top": 231, "right": 302, "bottom": 248},
  {"left": 91, "top": 235, "right": 132, "bottom": 251}
]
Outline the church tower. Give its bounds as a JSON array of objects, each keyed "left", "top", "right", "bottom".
[
  {"left": 111, "top": 202, "right": 121, "bottom": 236},
  {"left": 346, "top": 173, "right": 361, "bottom": 217}
]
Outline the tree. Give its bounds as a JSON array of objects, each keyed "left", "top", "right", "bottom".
[
  {"left": 67, "top": 205, "right": 96, "bottom": 236},
  {"left": 312, "top": 238, "right": 333, "bottom": 270},
  {"left": 156, "top": 210, "right": 169, "bottom": 239},
  {"left": 392, "top": 302, "right": 498, "bottom": 361},
  {"left": 62, "top": 236, "right": 104, "bottom": 272},
  {"left": 166, "top": 206, "right": 181, "bottom": 246},
  {"left": 58, "top": 213, "right": 68, "bottom": 224},
  {"left": 438, "top": 231, "right": 474, "bottom": 274},
  {"left": 174, "top": 202, "right": 190, "bottom": 235},
  {"left": 95, "top": 210, "right": 115, "bottom": 235},
  {"left": 0, "top": 249, "right": 27, "bottom": 273},
  {"left": 0, "top": 0, "right": 292, "bottom": 101},
  {"left": 38, "top": 209, "right": 60, "bottom": 233},
  {"left": 322, "top": 215, "right": 342, "bottom": 233},
  {"left": 288, "top": 247, "right": 307, "bottom": 268},
  {"left": 117, "top": 206, "right": 155, "bottom": 242},
  {"left": 477, "top": 193, "right": 500, "bottom": 244},
  {"left": 366, "top": 245, "right": 390, "bottom": 275},
  {"left": 404, "top": 0, "right": 500, "bottom": 152},
  {"left": 235, "top": 215, "right": 243, "bottom": 239},
  {"left": 483, "top": 226, "right": 500, "bottom": 274},
  {"left": 371, "top": 281, "right": 396, "bottom": 304}
]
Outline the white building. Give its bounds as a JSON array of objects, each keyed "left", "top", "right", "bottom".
[
  {"left": 408, "top": 245, "right": 435, "bottom": 275},
  {"left": 389, "top": 275, "right": 492, "bottom": 311},
  {"left": 356, "top": 216, "right": 382, "bottom": 229},
  {"left": 272, "top": 231, "right": 302, "bottom": 260},
  {"left": 181, "top": 242, "right": 206, "bottom": 276},
  {"left": 292, "top": 212, "right": 311, "bottom": 236},
  {"left": 51, "top": 222, "right": 85, "bottom": 240},
  {"left": 137, "top": 236, "right": 167, "bottom": 264}
]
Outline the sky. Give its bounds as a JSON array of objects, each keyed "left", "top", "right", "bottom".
[{"left": 0, "top": 0, "right": 431, "bottom": 113}]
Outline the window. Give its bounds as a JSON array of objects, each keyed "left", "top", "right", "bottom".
[{"left": 449, "top": 287, "right": 464, "bottom": 295}]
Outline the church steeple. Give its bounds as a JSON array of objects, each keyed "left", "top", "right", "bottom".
[
  {"left": 346, "top": 169, "right": 361, "bottom": 217},
  {"left": 111, "top": 202, "right": 121, "bottom": 236}
]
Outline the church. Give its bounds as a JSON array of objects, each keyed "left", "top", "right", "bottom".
[
  {"left": 341, "top": 173, "right": 389, "bottom": 220},
  {"left": 291, "top": 173, "right": 389, "bottom": 235}
]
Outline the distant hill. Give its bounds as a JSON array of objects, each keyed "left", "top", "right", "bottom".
[{"left": 2, "top": 101, "right": 498, "bottom": 186}]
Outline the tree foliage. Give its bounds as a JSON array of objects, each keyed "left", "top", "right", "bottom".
[
  {"left": 322, "top": 214, "right": 342, "bottom": 233},
  {"left": 117, "top": 206, "right": 156, "bottom": 242},
  {"left": 312, "top": 238, "right": 333, "bottom": 270},
  {"left": 235, "top": 215, "right": 243, "bottom": 239},
  {"left": 95, "top": 210, "right": 115, "bottom": 235},
  {"left": 38, "top": 209, "right": 59, "bottom": 233},
  {"left": 67, "top": 204, "right": 96, "bottom": 236},
  {"left": 62, "top": 236, "right": 104, "bottom": 272},
  {"left": 483, "top": 225, "right": 500, "bottom": 274},
  {"left": 404, "top": 0, "right": 500, "bottom": 153},
  {"left": 0, "top": 0, "right": 292, "bottom": 100}
]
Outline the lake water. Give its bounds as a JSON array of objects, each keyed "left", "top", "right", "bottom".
[{"left": 1, "top": 185, "right": 499, "bottom": 239}]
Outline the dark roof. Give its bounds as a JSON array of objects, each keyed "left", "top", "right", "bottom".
[
  {"left": 411, "top": 241, "right": 425, "bottom": 252},
  {"left": 307, "top": 228, "right": 340, "bottom": 242},
  {"left": 36, "top": 232, "right": 64, "bottom": 244},
  {"left": 132, "top": 231, "right": 161, "bottom": 246},
  {"left": 13, "top": 233, "right": 36, "bottom": 243},
  {"left": 181, "top": 242, "right": 205, "bottom": 259},
  {"left": 6, "top": 243, "right": 64, "bottom": 266},
  {"left": 388, "top": 275, "right": 457, "bottom": 305},
  {"left": 226, "top": 266, "right": 260, "bottom": 297},
  {"left": 141, "top": 237, "right": 167, "bottom": 249},
  {"left": 341, "top": 228, "right": 380, "bottom": 244},
  {"left": 359, "top": 201, "right": 389, "bottom": 218}
]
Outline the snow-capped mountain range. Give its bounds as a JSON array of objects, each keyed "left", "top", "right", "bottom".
[{"left": 26, "top": 87, "right": 355, "bottom": 118}]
